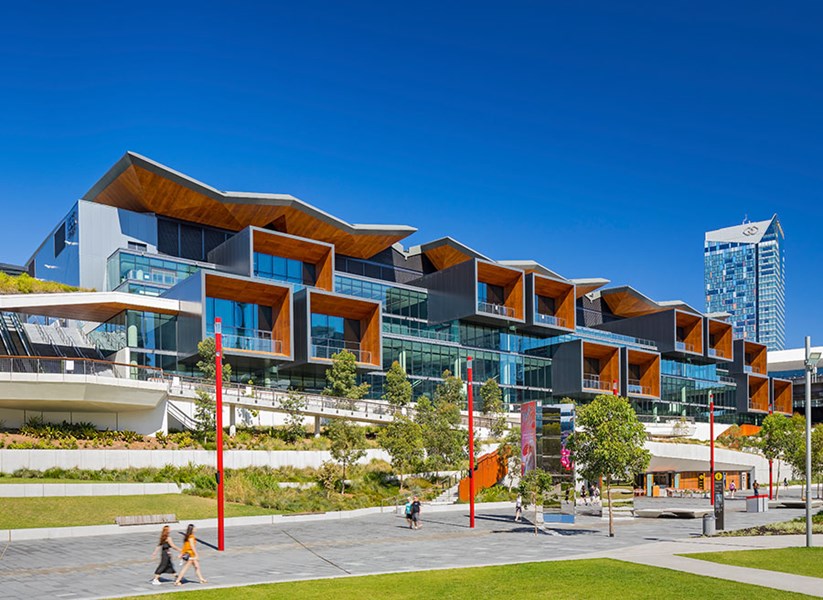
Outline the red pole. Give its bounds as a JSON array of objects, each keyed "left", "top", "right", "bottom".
[
  {"left": 467, "top": 356, "right": 475, "bottom": 529},
  {"left": 613, "top": 380, "right": 618, "bottom": 396},
  {"left": 215, "top": 318, "right": 225, "bottom": 551},
  {"left": 769, "top": 400, "right": 774, "bottom": 500},
  {"left": 709, "top": 394, "right": 715, "bottom": 506}
]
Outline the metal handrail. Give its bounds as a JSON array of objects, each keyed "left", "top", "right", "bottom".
[
  {"left": 627, "top": 379, "right": 651, "bottom": 396},
  {"left": 675, "top": 341, "right": 696, "bottom": 352},
  {"left": 535, "top": 313, "right": 566, "bottom": 328},
  {"left": 311, "top": 338, "right": 372, "bottom": 364},
  {"left": 0, "top": 355, "right": 164, "bottom": 380},
  {"left": 477, "top": 301, "right": 515, "bottom": 318},
  {"left": 583, "top": 376, "right": 612, "bottom": 391}
]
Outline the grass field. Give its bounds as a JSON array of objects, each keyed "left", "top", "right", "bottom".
[
  {"left": 0, "top": 494, "right": 276, "bottom": 529},
  {"left": 684, "top": 547, "right": 823, "bottom": 579},
  {"left": 119, "top": 558, "right": 813, "bottom": 600}
]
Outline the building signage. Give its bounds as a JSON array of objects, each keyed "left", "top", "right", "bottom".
[{"left": 521, "top": 401, "right": 537, "bottom": 475}]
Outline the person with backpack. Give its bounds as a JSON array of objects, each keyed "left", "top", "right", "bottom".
[
  {"left": 410, "top": 496, "right": 422, "bottom": 530},
  {"left": 404, "top": 497, "right": 413, "bottom": 529}
]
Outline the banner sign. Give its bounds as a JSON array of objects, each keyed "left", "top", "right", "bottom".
[{"left": 521, "top": 401, "right": 537, "bottom": 475}]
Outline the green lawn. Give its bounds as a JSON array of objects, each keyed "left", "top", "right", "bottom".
[
  {"left": 119, "top": 558, "right": 812, "bottom": 600},
  {"left": 684, "top": 547, "right": 823, "bottom": 579},
  {"left": 0, "top": 494, "right": 277, "bottom": 529}
]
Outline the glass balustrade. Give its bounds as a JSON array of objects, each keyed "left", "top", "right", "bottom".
[
  {"left": 311, "top": 337, "right": 372, "bottom": 364},
  {"left": 477, "top": 301, "right": 515, "bottom": 318}
]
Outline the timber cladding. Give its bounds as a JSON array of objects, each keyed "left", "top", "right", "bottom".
[
  {"left": 675, "top": 310, "right": 703, "bottom": 354},
  {"left": 476, "top": 260, "right": 525, "bottom": 320},
  {"left": 748, "top": 375, "right": 770, "bottom": 412},
  {"left": 706, "top": 318, "right": 733, "bottom": 360},
  {"left": 307, "top": 289, "right": 381, "bottom": 367},
  {"left": 204, "top": 273, "right": 291, "bottom": 357},
  {"left": 532, "top": 274, "right": 575, "bottom": 330},
  {"left": 626, "top": 349, "right": 661, "bottom": 398},
  {"left": 251, "top": 228, "right": 334, "bottom": 291},
  {"left": 771, "top": 379, "right": 793, "bottom": 415},
  {"left": 583, "top": 341, "right": 620, "bottom": 391}
]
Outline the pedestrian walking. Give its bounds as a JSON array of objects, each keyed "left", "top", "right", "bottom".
[
  {"left": 753, "top": 480, "right": 760, "bottom": 496},
  {"left": 580, "top": 483, "right": 588, "bottom": 506},
  {"left": 150, "top": 525, "right": 180, "bottom": 585},
  {"left": 174, "top": 524, "right": 207, "bottom": 586},
  {"left": 410, "top": 496, "right": 422, "bottom": 530},
  {"left": 784, "top": 477, "right": 789, "bottom": 489},
  {"left": 592, "top": 486, "right": 600, "bottom": 504},
  {"left": 404, "top": 497, "right": 413, "bottom": 529},
  {"left": 729, "top": 480, "right": 736, "bottom": 498},
  {"left": 515, "top": 494, "right": 523, "bottom": 521}
]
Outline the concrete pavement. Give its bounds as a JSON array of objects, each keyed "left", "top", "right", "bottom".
[{"left": 0, "top": 501, "right": 817, "bottom": 599}]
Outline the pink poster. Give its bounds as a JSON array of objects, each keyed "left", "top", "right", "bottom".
[{"left": 521, "top": 401, "right": 537, "bottom": 475}]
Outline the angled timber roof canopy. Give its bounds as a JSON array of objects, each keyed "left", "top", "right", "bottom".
[
  {"left": 83, "top": 152, "right": 416, "bottom": 259},
  {"left": 0, "top": 292, "right": 181, "bottom": 322},
  {"left": 570, "top": 277, "right": 610, "bottom": 298},
  {"left": 497, "top": 260, "right": 566, "bottom": 281},
  {"left": 408, "top": 237, "right": 492, "bottom": 271},
  {"left": 597, "top": 286, "right": 702, "bottom": 318}
]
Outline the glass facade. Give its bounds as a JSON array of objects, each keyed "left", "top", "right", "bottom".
[
  {"left": 254, "top": 252, "right": 315, "bottom": 288},
  {"left": 205, "top": 297, "right": 276, "bottom": 354},
  {"left": 107, "top": 250, "right": 203, "bottom": 295},
  {"left": 704, "top": 217, "right": 785, "bottom": 350}
]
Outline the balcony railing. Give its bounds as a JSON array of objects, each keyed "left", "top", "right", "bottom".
[
  {"left": 0, "top": 355, "right": 164, "bottom": 381},
  {"left": 311, "top": 338, "right": 373, "bottom": 365},
  {"left": 582, "top": 374, "right": 613, "bottom": 391},
  {"left": 743, "top": 364, "right": 764, "bottom": 374},
  {"left": 207, "top": 327, "right": 283, "bottom": 355},
  {"left": 535, "top": 313, "right": 567, "bottom": 328},
  {"left": 708, "top": 348, "right": 717, "bottom": 357},
  {"left": 477, "top": 301, "right": 515, "bottom": 318},
  {"left": 675, "top": 341, "right": 696, "bottom": 352},
  {"left": 627, "top": 378, "right": 652, "bottom": 396}
]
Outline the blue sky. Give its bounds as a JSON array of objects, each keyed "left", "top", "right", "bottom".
[{"left": 0, "top": 2, "right": 820, "bottom": 347}]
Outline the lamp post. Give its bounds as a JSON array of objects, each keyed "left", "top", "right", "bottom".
[
  {"left": 215, "top": 318, "right": 225, "bottom": 552},
  {"left": 768, "top": 387, "right": 774, "bottom": 500},
  {"left": 709, "top": 391, "right": 715, "bottom": 506},
  {"left": 803, "top": 337, "right": 820, "bottom": 549},
  {"left": 467, "top": 356, "right": 475, "bottom": 529}
]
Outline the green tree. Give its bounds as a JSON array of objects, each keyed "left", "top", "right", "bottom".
[
  {"left": 383, "top": 361, "right": 412, "bottom": 410},
  {"left": 518, "top": 468, "right": 554, "bottom": 535},
  {"left": 378, "top": 415, "right": 424, "bottom": 491},
  {"left": 571, "top": 394, "right": 650, "bottom": 537},
  {"left": 193, "top": 338, "right": 233, "bottom": 440},
  {"left": 316, "top": 460, "right": 340, "bottom": 499},
  {"left": 324, "top": 350, "right": 370, "bottom": 409},
  {"left": 327, "top": 419, "right": 367, "bottom": 494},
  {"left": 279, "top": 390, "right": 308, "bottom": 444},
  {"left": 415, "top": 371, "right": 465, "bottom": 470},
  {"left": 758, "top": 413, "right": 801, "bottom": 499},
  {"left": 479, "top": 378, "right": 507, "bottom": 438}
]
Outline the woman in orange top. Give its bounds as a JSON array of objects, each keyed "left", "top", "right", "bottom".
[{"left": 174, "top": 524, "right": 207, "bottom": 585}]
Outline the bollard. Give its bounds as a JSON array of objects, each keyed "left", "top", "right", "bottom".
[{"left": 702, "top": 513, "right": 716, "bottom": 536}]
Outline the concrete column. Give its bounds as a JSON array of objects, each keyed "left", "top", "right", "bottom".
[
  {"left": 314, "top": 415, "right": 321, "bottom": 438},
  {"left": 229, "top": 404, "right": 236, "bottom": 437}
]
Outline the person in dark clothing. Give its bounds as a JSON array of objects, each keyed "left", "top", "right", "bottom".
[
  {"left": 753, "top": 480, "right": 760, "bottom": 495},
  {"left": 150, "top": 525, "right": 181, "bottom": 585},
  {"left": 410, "top": 496, "right": 422, "bottom": 530}
]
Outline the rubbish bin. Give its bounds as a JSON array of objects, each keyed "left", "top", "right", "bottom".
[{"left": 702, "top": 513, "right": 716, "bottom": 536}]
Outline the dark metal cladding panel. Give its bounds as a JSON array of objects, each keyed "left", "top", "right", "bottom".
[
  {"left": 596, "top": 311, "right": 675, "bottom": 353},
  {"left": 412, "top": 260, "right": 476, "bottom": 324},
  {"left": 208, "top": 228, "right": 252, "bottom": 276},
  {"left": 292, "top": 288, "right": 309, "bottom": 364},
  {"left": 551, "top": 340, "right": 584, "bottom": 397},
  {"left": 160, "top": 271, "right": 205, "bottom": 359}
]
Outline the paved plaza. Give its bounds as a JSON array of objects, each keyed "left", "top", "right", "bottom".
[{"left": 0, "top": 497, "right": 818, "bottom": 600}]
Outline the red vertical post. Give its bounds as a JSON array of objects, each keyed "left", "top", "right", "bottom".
[
  {"left": 769, "top": 399, "right": 774, "bottom": 500},
  {"left": 467, "top": 356, "right": 475, "bottom": 529},
  {"left": 709, "top": 393, "right": 715, "bottom": 506},
  {"left": 215, "top": 317, "right": 225, "bottom": 551},
  {"left": 613, "top": 380, "right": 618, "bottom": 396}
]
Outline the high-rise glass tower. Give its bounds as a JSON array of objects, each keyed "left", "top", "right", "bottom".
[{"left": 704, "top": 215, "right": 785, "bottom": 350}]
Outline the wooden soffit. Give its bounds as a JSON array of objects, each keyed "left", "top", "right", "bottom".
[{"left": 84, "top": 153, "right": 416, "bottom": 259}]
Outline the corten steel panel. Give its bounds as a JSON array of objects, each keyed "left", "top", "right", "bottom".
[
  {"left": 294, "top": 289, "right": 382, "bottom": 369},
  {"left": 732, "top": 339, "right": 768, "bottom": 376},
  {"left": 621, "top": 347, "right": 661, "bottom": 399},
  {"left": 550, "top": 340, "right": 585, "bottom": 397},
  {"left": 583, "top": 341, "right": 620, "bottom": 394},
  {"left": 524, "top": 273, "right": 575, "bottom": 334},
  {"left": 85, "top": 157, "right": 413, "bottom": 258},
  {"left": 771, "top": 378, "right": 793, "bottom": 415},
  {"left": 208, "top": 228, "right": 252, "bottom": 276},
  {"left": 748, "top": 375, "right": 770, "bottom": 413},
  {"left": 250, "top": 228, "right": 334, "bottom": 291},
  {"left": 203, "top": 272, "right": 292, "bottom": 359},
  {"left": 704, "top": 318, "right": 733, "bottom": 362}
]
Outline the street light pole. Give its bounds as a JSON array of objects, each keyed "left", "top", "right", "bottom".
[
  {"left": 709, "top": 392, "right": 715, "bottom": 506},
  {"left": 804, "top": 336, "right": 816, "bottom": 549},
  {"left": 215, "top": 318, "right": 225, "bottom": 552},
  {"left": 467, "top": 356, "right": 475, "bottom": 529}
]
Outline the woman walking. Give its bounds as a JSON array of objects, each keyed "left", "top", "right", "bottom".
[
  {"left": 150, "top": 525, "right": 180, "bottom": 585},
  {"left": 174, "top": 524, "right": 208, "bottom": 586}
]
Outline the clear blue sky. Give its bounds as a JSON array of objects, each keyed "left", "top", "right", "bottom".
[{"left": 0, "top": 2, "right": 820, "bottom": 347}]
